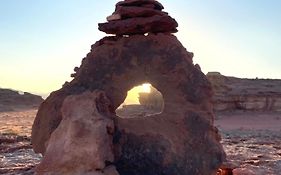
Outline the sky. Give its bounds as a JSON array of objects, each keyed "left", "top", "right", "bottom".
[{"left": 0, "top": 0, "right": 281, "bottom": 97}]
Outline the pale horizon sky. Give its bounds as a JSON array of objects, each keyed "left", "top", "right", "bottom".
[{"left": 0, "top": 0, "right": 281, "bottom": 96}]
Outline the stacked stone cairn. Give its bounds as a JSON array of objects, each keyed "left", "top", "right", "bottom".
[
  {"left": 31, "top": 0, "right": 226, "bottom": 175},
  {"left": 98, "top": 0, "right": 178, "bottom": 35}
]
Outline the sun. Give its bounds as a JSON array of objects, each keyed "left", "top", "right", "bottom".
[
  {"left": 117, "top": 83, "right": 152, "bottom": 106},
  {"left": 141, "top": 83, "right": 151, "bottom": 93}
]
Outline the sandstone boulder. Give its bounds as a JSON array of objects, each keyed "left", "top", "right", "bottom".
[{"left": 35, "top": 91, "right": 117, "bottom": 175}]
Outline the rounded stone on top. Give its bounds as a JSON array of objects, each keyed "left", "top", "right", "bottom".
[
  {"left": 113, "top": 6, "right": 168, "bottom": 19},
  {"left": 116, "top": 0, "right": 164, "bottom": 11}
]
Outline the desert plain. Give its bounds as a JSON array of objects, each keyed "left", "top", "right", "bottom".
[{"left": 0, "top": 107, "right": 281, "bottom": 174}]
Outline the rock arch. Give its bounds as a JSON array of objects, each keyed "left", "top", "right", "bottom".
[
  {"left": 31, "top": 1, "right": 225, "bottom": 174},
  {"left": 32, "top": 33, "right": 225, "bottom": 175}
]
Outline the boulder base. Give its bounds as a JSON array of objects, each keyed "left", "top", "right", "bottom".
[{"left": 35, "top": 91, "right": 117, "bottom": 175}]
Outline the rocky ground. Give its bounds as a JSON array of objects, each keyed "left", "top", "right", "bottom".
[
  {"left": 0, "top": 108, "right": 280, "bottom": 174},
  {"left": 215, "top": 111, "right": 281, "bottom": 174},
  {"left": 0, "top": 110, "right": 41, "bottom": 175}
]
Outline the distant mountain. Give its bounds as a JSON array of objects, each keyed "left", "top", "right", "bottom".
[
  {"left": 0, "top": 88, "right": 44, "bottom": 112},
  {"left": 207, "top": 72, "right": 281, "bottom": 112}
]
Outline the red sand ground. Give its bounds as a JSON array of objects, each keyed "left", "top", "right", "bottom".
[
  {"left": 0, "top": 109, "right": 281, "bottom": 174},
  {"left": 215, "top": 111, "right": 281, "bottom": 131}
]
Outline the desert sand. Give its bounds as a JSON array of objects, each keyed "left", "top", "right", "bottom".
[
  {"left": 216, "top": 111, "right": 281, "bottom": 174},
  {"left": 1, "top": 108, "right": 280, "bottom": 174},
  {"left": 0, "top": 110, "right": 41, "bottom": 174}
]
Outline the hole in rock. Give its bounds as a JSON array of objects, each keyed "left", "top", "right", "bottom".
[{"left": 116, "top": 83, "right": 164, "bottom": 118}]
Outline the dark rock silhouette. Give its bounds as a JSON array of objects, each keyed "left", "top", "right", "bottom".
[{"left": 32, "top": 1, "right": 225, "bottom": 174}]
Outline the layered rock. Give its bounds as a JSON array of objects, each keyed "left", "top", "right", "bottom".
[
  {"left": 207, "top": 72, "right": 281, "bottom": 112},
  {"left": 0, "top": 88, "right": 43, "bottom": 112},
  {"left": 32, "top": 1, "right": 225, "bottom": 174},
  {"left": 99, "top": 0, "right": 177, "bottom": 35}
]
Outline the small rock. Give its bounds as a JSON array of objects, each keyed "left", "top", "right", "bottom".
[
  {"left": 107, "top": 14, "right": 121, "bottom": 21},
  {"left": 113, "top": 6, "right": 167, "bottom": 19},
  {"left": 218, "top": 161, "right": 239, "bottom": 175},
  {"left": 74, "top": 67, "right": 79, "bottom": 72},
  {"left": 116, "top": 0, "right": 164, "bottom": 11}
]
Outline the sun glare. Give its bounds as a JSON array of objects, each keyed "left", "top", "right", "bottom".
[
  {"left": 119, "top": 83, "right": 152, "bottom": 106},
  {"left": 141, "top": 83, "right": 151, "bottom": 93}
]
